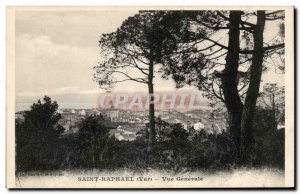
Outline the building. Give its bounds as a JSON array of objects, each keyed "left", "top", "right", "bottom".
[
  {"left": 79, "top": 110, "right": 86, "bottom": 116},
  {"left": 110, "top": 126, "right": 138, "bottom": 141},
  {"left": 192, "top": 122, "right": 205, "bottom": 131},
  {"left": 105, "top": 108, "right": 119, "bottom": 121},
  {"left": 15, "top": 111, "right": 25, "bottom": 122},
  {"left": 61, "top": 111, "right": 77, "bottom": 122}
]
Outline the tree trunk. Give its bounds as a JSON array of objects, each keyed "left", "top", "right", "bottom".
[
  {"left": 221, "top": 11, "right": 243, "bottom": 157},
  {"left": 241, "top": 11, "right": 266, "bottom": 162},
  {"left": 148, "top": 60, "right": 156, "bottom": 148},
  {"left": 271, "top": 94, "right": 277, "bottom": 132}
]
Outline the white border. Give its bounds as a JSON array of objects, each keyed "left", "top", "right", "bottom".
[{"left": 1, "top": 0, "right": 298, "bottom": 193}]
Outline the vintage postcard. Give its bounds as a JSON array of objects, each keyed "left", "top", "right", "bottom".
[{"left": 6, "top": 6, "right": 294, "bottom": 188}]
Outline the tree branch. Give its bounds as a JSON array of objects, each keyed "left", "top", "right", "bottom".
[
  {"left": 239, "top": 43, "right": 284, "bottom": 54},
  {"left": 113, "top": 70, "right": 148, "bottom": 84}
]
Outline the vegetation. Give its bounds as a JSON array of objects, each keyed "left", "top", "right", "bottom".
[
  {"left": 94, "top": 10, "right": 285, "bottom": 161},
  {"left": 93, "top": 12, "right": 175, "bottom": 147},
  {"left": 16, "top": 97, "right": 284, "bottom": 174},
  {"left": 16, "top": 10, "right": 285, "bottom": 174},
  {"left": 16, "top": 96, "right": 64, "bottom": 171}
]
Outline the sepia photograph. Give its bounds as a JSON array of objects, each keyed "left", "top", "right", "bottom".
[{"left": 6, "top": 6, "right": 295, "bottom": 188}]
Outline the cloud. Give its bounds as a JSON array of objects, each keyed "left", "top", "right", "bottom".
[
  {"left": 17, "top": 86, "right": 106, "bottom": 97},
  {"left": 15, "top": 33, "right": 204, "bottom": 110},
  {"left": 16, "top": 33, "right": 101, "bottom": 97},
  {"left": 15, "top": 10, "right": 138, "bottom": 48},
  {"left": 14, "top": 11, "right": 284, "bottom": 112}
]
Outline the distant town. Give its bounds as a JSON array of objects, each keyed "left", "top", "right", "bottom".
[{"left": 15, "top": 103, "right": 228, "bottom": 142}]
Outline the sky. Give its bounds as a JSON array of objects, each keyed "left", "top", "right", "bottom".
[{"left": 15, "top": 9, "right": 285, "bottom": 111}]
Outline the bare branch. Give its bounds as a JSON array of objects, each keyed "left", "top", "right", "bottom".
[
  {"left": 113, "top": 70, "right": 148, "bottom": 84},
  {"left": 202, "top": 37, "right": 229, "bottom": 50},
  {"left": 266, "top": 10, "right": 284, "bottom": 16},
  {"left": 216, "top": 11, "right": 229, "bottom": 20},
  {"left": 239, "top": 43, "right": 284, "bottom": 54}
]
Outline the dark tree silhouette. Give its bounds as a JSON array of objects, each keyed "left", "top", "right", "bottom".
[
  {"left": 241, "top": 11, "right": 285, "bottom": 161},
  {"left": 16, "top": 96, "right": 64, "bottom": 171},
  {"left": 93, "top": 10, "right": 285, "bottom": 163},
  {"left": 240, "top": 11, "right": 267, "bottom": 161},
  {"left": 94, "top": 12, "right": 176, "bottom": 148},
  {"left": 259, "top": 83, "right": 285, "bottom": 130},
  {"left": 154, "top": 10, "right": 285, "bottom": 160},
  {"left": 76, "top": 116, "right": 119, "bottom": 168}
]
